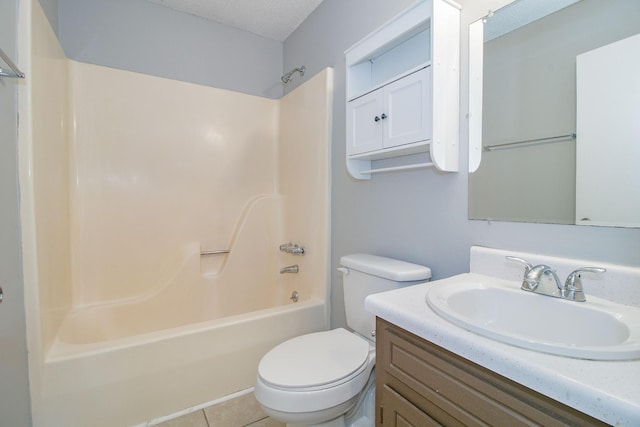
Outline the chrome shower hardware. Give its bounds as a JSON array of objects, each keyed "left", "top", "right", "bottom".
[
  {"left": 290, "top": 291, "right": 299, "bottom": 303},
  {"left": 280, "top": 265, "right": 299, "bottom": 274},
  {"left": 279, "top": 243, "right": 305, "bottom": 255},
  {"left": 200, "top": 249, "right": 230, "bottom": 256},
  {"left": 281, "top": 66, "right": 305, "bottom": 84},
  {"left": 0, "top": 47, "right": 25, "bottom": 79}
]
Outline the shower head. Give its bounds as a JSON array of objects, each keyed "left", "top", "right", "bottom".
[{"left": 281, "top": 66, "right": 306, "bottom": 84}]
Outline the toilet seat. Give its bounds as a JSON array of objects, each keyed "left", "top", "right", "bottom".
[
  {"left": 258, "top": 328, "right": 370, "bottom": 390},
  {"left": 255, "top": 328, "right": 375, "bottom": 414}
]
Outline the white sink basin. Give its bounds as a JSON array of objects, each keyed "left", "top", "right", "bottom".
[{"left": 426, "top": 274, "right": 640, "bottom": 360}]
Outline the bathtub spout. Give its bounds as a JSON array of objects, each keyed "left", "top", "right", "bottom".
[{"left": 280, "top": 265, "right": 299, "bottom": 274}]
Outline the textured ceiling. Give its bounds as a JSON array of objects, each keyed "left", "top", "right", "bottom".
[{"left": 146, "top": 0, "right": 325, "bottom": 41}]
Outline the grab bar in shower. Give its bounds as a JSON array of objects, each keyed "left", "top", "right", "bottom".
[
  {"left": 200, "top": 249, "right": 230, "bottom": 255},
  {"left": 0, "top": 47, "right": 25, "bottom": 79}
]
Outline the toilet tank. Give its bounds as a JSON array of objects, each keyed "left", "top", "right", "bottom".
[{"left": 339, "top": 254, "right": 431, "bottom": 341}]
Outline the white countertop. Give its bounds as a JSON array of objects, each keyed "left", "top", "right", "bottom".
[{"left": 365, "top": 274, "right": 640, "bottom": 426}]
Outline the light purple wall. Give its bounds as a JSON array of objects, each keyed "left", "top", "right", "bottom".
[
  {"left": 0, "top": 0, "right": 31, "bottom": 423},
  {"left": 283, "top": 0, "right": 640, "bottom": 328},
  {"left": 56, "top": 0, "right": 284, "bottom": 98}
]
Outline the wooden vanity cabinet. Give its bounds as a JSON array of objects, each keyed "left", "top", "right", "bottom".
[{"left": 375, "top": 318, "right": 608, "bottom": 427}]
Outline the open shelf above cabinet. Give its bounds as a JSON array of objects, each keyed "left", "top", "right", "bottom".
[{"left": 345, "top": 0, "right": 460, "bottom": 180}]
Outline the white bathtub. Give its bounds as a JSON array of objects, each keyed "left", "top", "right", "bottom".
[
  {"left": 33, "top": 184, "right": 331, "bottom": 424},
  {"left": 39, "top": 291, "right": 327, "bottom": 427}
]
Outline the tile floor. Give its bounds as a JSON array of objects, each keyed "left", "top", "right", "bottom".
[{"left": 154, "top": 392, "right": 284, "bottom": 427}]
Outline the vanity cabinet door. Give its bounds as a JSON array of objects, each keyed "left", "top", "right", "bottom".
[
  {"left": 376, "top": 318, "right": 608, "bottom": 427},
  {"left": 381, "top": 385, "right": 441, "bottom": 427}
]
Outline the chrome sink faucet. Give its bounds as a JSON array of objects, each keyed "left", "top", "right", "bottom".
[
  {"left": 506, "top": 256, "right": 606, "bottom": 302},
  {"left": 563, "top": 267, "right": 607, "bottom": 301},
  {"left": 507, "top": 256, "right": 562, "bottom": 293}
]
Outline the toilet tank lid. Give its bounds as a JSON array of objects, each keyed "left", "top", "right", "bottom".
[{"left": 340, "top": 254, "right": 431, "bottom": 282}]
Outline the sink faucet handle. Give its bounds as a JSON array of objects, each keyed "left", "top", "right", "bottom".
[
  {"left": 506, "top": 256, "right": 533, "bottom": 274},
  {"left": 563, "top": 267, "right": 607, "bottom": 302},
  {"left": 568, "top": 267, "right": 607, "bottom": 276},
  {"left": 506, "top": 257, "right": 558, "bottom": 292}
]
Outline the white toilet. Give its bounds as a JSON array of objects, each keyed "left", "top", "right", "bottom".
[{"left": 255, "top": 254, "right": 431, "bottom": 427}]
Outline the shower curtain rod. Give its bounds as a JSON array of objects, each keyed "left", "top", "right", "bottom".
[{"left": 0, "top": 47, "right": 25, "bottom": 79}]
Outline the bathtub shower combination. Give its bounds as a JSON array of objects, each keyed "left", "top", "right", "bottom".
[{"left": 19, "top": 3, "right": 332, "bottom": 426}]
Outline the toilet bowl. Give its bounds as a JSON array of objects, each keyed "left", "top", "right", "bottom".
[
  {"left": 255, "top": 254, "right": 431, "bottom": 427},
  {"left": 255, "top": 328, "right": 374, "bottom": 426}
]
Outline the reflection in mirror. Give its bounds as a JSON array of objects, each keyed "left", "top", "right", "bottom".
[{"left": 468, "top": 0, "right": 640, "bottom": 227}]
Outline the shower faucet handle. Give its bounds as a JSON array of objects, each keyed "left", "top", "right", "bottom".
[
  {"left": 279, "top": 243, "right": 305, "bottom": 255},
  {"left": 289, "top": 245, "right": 305, "bottom": 255},
  {"left": 279, "top": 243, "right": 294, "bottom": 251}
]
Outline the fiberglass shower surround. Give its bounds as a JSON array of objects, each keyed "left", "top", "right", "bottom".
[{"left": 20, "top": 6, "right": 332, "bottom": 423}]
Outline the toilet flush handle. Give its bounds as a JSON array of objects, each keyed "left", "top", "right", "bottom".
[{"left": 337, "top": 267, "right": 349, "bottom": 275}]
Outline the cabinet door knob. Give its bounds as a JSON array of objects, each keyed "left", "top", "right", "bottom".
[
  {"left": 374, "top": 116, "right": 381, "bottom": 122},
  {"left": 381, "top": 113, "right": 388, "bottom": 120},
  {"left": 0, "top": 285, "right": 3, "bottom": 304}
]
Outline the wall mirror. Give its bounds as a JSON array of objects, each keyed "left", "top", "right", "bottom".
[{"left": 468, "top": 0, "right": 640, "bottom": 228}]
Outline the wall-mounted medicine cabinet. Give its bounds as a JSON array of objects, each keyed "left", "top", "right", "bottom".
[{"left": 345, "top": 0, "right": 461, "bottom": 179}]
